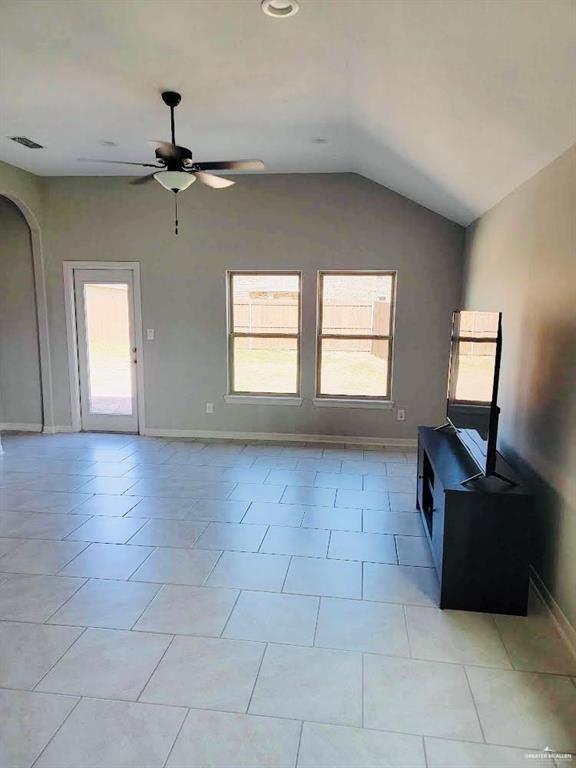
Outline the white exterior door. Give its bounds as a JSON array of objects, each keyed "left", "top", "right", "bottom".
[{"left": 73, "top": 269, "right": 139, "bottom": 432}]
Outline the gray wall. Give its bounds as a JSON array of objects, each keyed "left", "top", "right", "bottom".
[
  {"left": 42, "top": 173, "right": 464, "bottom": 438},
  {"left": 0, "top": 196, "right": 43, "bottom": 427},
  {"left": 464, "top": 145, "right": 576, "bottom": 627}
]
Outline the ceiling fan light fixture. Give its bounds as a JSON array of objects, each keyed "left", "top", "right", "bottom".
[
  {"left": 153, "top": 170, "right": 196, "bottom": 193},
  {"left": 261, "top": 0, "right": 299, "bottom": 18}
]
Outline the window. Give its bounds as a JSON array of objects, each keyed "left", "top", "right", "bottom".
[
  {"left": 316, "top": 271, "right": 396, "bottom": 400},
  {"left": 451, "top": 310, "right": 500, "bottom": 404},
  {"left": 228, "top": 271, "right": 301, "bottom": 396}
]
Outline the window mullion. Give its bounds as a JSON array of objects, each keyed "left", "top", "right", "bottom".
[
  {"left": 319, "top": 334, "right": 392, "bottom": 341},
  {"left": 232, "top": 332, "right": 299, "bottom": 339}
]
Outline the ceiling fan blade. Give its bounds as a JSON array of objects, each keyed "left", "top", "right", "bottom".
[
  {"left": 78, "top": 158, "right": 162, "bottom": 168},
  {"left": 193, "top": 160, "right": 265, "bottom": 172},
  {"left": 130, "top": 173, "right": 158, "bottom": 186},
  {"left": 193, "top": 171, "right": 236, "bottom": 189}
]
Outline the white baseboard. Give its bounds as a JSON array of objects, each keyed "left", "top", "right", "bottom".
[
  {"left": 530, "top": 565, "right": 576, "bottom": 660},
  {"left": 14, "top": 423, "right": 416, "bottom": 448},
  {"left": 141, "top": 427, "right": 417, "bottom": 448},
  {"left": 0, "top": 422, "right": 43, "bottom": 432},
  {"left": 0, "top": 424, "right": 77, "bottom": 435}
]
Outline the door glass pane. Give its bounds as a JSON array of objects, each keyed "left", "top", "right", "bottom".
[
  {"left": 83, "top": 283, "right": 132, "bottom": 415},
  {"left": 321, "top": 274, "right": 393, "bottom": 335},
  {"left": 319, "top": 337, "right": 389, "bottom": 397},
  {"left": 233, "top": 336, "right": 298, "bottom": 394},
  {"left": 231, "top": 274, "right": 299, "bottom": 334}
]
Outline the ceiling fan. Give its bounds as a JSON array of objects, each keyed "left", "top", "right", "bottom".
[{"left": 80, "top": 91, "right": 265, "bottom": 233}]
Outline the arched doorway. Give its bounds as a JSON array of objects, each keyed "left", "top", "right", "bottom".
[
  {"left": 0, "top": 196, "right": 43, "bottom": 429},
  {"left": 0, "top": 189, "right": 54, "bottom": 436}
]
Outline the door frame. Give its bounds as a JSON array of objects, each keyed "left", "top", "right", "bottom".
[{"left": 63, "top": 261, "right": 146, "bottom": 433}]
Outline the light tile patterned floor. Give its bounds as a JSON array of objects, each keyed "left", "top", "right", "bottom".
[{"left": 0, "top": 432, "right": 574, "bottom": 768}]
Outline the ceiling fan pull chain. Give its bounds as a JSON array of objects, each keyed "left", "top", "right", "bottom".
[{"left": 174, "top": 192, "right": 179, "bottom": 236}]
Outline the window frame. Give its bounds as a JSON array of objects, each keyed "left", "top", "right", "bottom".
[
  {"left": 315, "top": 270, "right": 397, "bottom": 401},
  {"left": 227, "top": 270, "right": 302, "bottom": 397}
]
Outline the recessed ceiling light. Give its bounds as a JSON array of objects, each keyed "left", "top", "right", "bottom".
[{"left": 261, "top": 0, "right": 300, "bottom": 18}]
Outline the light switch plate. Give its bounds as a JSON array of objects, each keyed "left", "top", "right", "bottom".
[{"left": 146, "top": 329, "right": 155, "bottom": 340}]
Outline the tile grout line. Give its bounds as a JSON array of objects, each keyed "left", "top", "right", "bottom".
[
  {"left": 136, "top": 633, "right": 177, "bottom": 703},
  {"left": 402, "top": 604, "right": 413, "bottom": 658},
  {"left": 294, "top": 720, "right": 305, "bottom": 768},
  {"left": 422, "top": 735, "right": 429, "bottom": 768},
  {"left": 488, "top": 612, "right": 516, "bottom": 670},
  {"left": 160, "top": 705, "right": 191, "bottom": 768},
  {"left": 32, "top": 625, "right": 89, "bottom": 691},
  {"left": 128, "top": 582, "right": 165, "bottom": 631},
  {"left": 238, "top": 499, "right": 254, "bottom": 523},
  {"left": 218, "top": 588, "right": 243, "bottom": 638},
  {"left": 66, "top": 512, "right": 98, "bottom": 537},
  {"left": 201, "top": 549, "right": 225, "bottom": 586},
  {"left": 280, "top": 555, "right": 293, "bottom": 593},
  {"left": 256, "top": 523, "right": 271, "bottom": 554},
  {"left": 30, "top": 693, "right": 84, "bottom": 767},
  {"left": 41, "top": 611, "right": 566, "bottom": 677},
  {"left": 225, "top": 480, "right": 239, "bottom": 501},
  {"left": 311, "top": 595, "right": 322, "bottom": 648},
  {"left": 361, "top": 651, "right": 365, "bottom": 728},
  {"left": 245, "top": 641, "right": 269, "bottom": 715},
  {"left": 2, "top": 541, "right": 91, "bottom": 578},
  {"left": 126, "top": 544, "right": 159, "bottom": 581},
  {"left": 40, "top": 577, "right": 89, "bottom": 625},
  {"left": 462, "top": 664, "right": 488, "bottom": 744},
  {"left": 418, "top": 732, "right": 574, "bottom": 755}
]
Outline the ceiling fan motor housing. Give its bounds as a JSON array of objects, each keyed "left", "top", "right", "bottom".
[
  {"left": 155, "top": 145, "right": 192, "bottom": 169},
  {"left": 161, "top": 91, "right": 182, "bottom": 108}
]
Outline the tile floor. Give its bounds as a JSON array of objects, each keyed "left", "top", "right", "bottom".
[{"left": 0, "top": 431, "right": 574, "bottom": 768}]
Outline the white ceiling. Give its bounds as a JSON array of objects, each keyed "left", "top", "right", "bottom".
[{"left": 1, "top": 0, "right": 574, "bottom": 224}]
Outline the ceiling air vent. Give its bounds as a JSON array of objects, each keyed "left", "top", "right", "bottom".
[{"left": 9, "top": 136, "right": 44, "bottom": 149}]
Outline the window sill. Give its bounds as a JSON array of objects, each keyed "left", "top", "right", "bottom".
[
  {"left": 313, "top": 398, "right": 395, "bottom": 410},
  {"left": 224, "top": 395, "right": 303, "bottom": 407}
]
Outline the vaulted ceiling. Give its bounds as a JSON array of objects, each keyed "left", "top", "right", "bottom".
[{"left": 1, "top": 0, "right": 574, "bottom": 224}]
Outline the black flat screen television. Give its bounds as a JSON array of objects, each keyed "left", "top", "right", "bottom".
[{"left": 446, "top": 310, "right": 502, "bottom": 476}]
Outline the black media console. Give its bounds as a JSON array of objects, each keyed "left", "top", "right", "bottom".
[{"left": 416, "top": 426, "right": 532, "bottom": 615}]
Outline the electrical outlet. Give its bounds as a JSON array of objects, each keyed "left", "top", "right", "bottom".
[
  {"left": 146, "top": 328, "right": 155, "bottom": 340},
  {"left": 206, "top": 402, "right": 214, "bottom": 414},
  {"left": 396, "top": 408, "right": 406, "bottom": 421}
]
